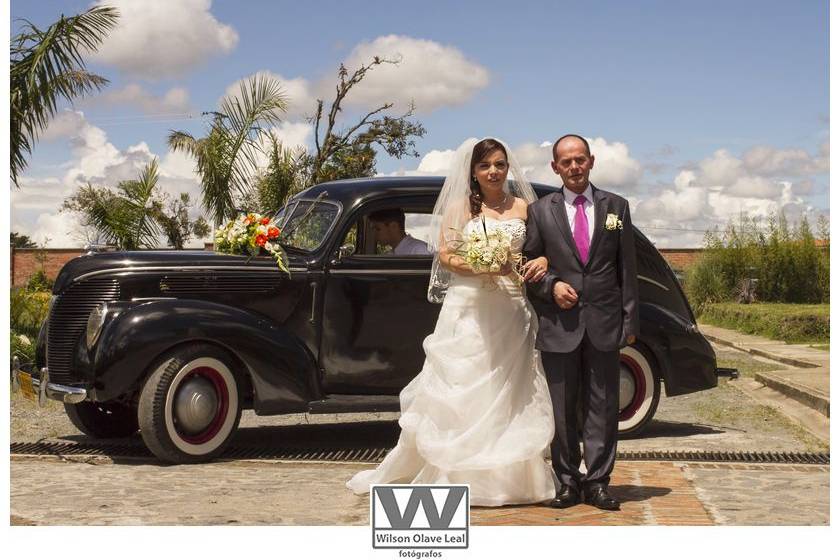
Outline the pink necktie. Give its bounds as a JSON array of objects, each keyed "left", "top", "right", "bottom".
[{"left": 573, "top": 195, "right": 589, "bottom": 263}]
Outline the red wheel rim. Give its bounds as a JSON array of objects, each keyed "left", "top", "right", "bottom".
[
  {"left": 619, "top": 355, "right": 646, "bottom": 422},
  {"left": 178, "top": 366, "right": 230, "bottom": 445}
]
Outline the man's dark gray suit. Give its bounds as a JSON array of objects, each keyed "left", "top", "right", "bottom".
[{"left": 524, "top": 184, "right": 639, "bottom": 491}]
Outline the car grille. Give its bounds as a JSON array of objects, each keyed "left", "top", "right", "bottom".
[{"left": 47, "top": 278, "right": 120, "bottom": 384}]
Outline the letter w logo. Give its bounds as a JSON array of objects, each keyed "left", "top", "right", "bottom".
[{"left": 374, "top": 486, "right": 467, "bottom": 529}]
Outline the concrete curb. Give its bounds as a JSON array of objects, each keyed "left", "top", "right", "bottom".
[
  {"left": 753, "top": 371, "right": 830, "bottom": 418},
  {"left": 701, "top": 332, "right": 821, "bottom": 370}
]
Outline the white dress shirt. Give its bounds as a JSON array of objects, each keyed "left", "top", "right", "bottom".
[
  {"left": 393, "top": 234, "right": 431, "bottom": 255},
  {"left": 562, "top": 183, "right": 595, "bottom": 243}
]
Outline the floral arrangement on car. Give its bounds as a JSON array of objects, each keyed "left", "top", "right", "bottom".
[
  {"left": 449, "top": 217, "right": 523, "bottom": 283},
  {"left": 215, "top": 213, "right": 289, "bottom": 274}
]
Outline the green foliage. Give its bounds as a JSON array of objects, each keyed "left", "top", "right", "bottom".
[
  {"left": 11, "top": 232, "right": 38, "bottom": 248},
  {"left": 11, "top": 288, "right": 51, "bottom": 339},
  {"left": 25, "top": 269, "right": 53, "bottom": 291},
  {"left": 154, "top": 192, "right": 211, "bottom": 249},
  {"left": 240, "top": 133, "right": 308, "bottom": 216},
  {"left": 11, "top": 331, "right": 36, "bottom": 365},
  {"left": 309, "top": 58, "right": 426, "bottom": 186},
  {"left": 62, "top": 160, "right": 208, "bottom": 249},
  {"left": 699, "top": 303, "right": 829, "bottom": 344},
  {"left": 10, "top": 6, "right": 119, "bottom": 185},
  {"left": 685, "top": 212, "right": 829, "bottom": 308},
  {"left": 168, "top": 74, "right": 288, "bottom": 224}
]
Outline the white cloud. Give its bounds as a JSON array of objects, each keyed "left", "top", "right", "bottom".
[
  {"left": 223, "top": 71, "right": 313, "bottom": 119},
  {"left": 97, "top": 84, "right": 192, "bottom": 114},
  {"left": 334, "top": 35, "right": 490, "bottom": 112},
  {"left": 92, "top": 0, "right": 238, "bottom": 79},
  {"left": 742, "top": 144, "right": 829, "bottom": 176},
  {"left": 41, "top": 110, "right": 87, "bottom": 141},
  {"left": 13, "top": 113, "right": 207, "bottom": 247},
  {"left": 270, "top": 122, "right": 312, "bottom": 151}
]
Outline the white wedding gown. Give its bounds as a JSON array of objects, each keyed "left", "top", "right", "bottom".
[{"left": 346, "top": 218, "right": 557, "bottom": 506}]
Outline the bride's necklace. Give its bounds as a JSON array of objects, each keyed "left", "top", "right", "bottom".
[{"left": 482, "top": 194, "right": 508, "bottom": 211}]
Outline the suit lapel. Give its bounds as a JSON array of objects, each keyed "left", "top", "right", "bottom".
[
  {"left": 551, "top": 188, "right": 583, "bottom": 267},
  {"left": 586, "top": 185, "right": 608, "bottom": 269}
]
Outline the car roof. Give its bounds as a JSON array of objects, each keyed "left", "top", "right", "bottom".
[{"left": 292, "top": 176, "right": 561, "bottom": 205}]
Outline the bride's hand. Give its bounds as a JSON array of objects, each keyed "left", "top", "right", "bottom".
[
  {"left": 490, "top": 261, "right": 514, "bottom": 276},
  {"left": 520, "top": 256, "right": 548, "bottom": 282}
]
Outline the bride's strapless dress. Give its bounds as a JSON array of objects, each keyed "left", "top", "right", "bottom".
[{"left": 346, "top": 218, "right": 557, "bottom": 506}]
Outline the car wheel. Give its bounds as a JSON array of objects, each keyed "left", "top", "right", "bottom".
[
  {"left": 138, "top": 343, "right": 242, "bottom": 464},
  {"left": 618, "top": 345, "right": 661, "bottom": 437},
  {"left": 64, "top": 401, "right": 139, "bottom": 439}
]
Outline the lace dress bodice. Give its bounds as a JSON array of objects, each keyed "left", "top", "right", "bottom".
[{"left": 463, "top": 217, "right": 527, "bottom": 253}]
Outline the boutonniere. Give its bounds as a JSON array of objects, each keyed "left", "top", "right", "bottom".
[{"left": 604, "top": 213, "right": 623, "bottom": 230}]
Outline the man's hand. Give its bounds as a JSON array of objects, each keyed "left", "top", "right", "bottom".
[{"left": 553, "top": 281, "right": 578, "bottom": 309}]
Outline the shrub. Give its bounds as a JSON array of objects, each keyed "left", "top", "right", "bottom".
[
  {"left": 684, "top": 212, "right": 829, "bottom": 306},
  {"left": 10, "top": 331, "right": 36, "bottom": 366},
  {"left": 10, "top": 288, "right": 51, "bottom": 339},
  {"left": 699, "top": 303, "right": 829, "bottom": 344},
  {"left": 25, "top": 269, "right": 53, "bottom": 291}
]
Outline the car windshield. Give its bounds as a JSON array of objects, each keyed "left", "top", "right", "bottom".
[{"left": 275, "top": 200, "right": 339, "bottom": 252}]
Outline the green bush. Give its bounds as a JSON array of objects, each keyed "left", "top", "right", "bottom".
[
  {"left": 11, "top": 288, "right": 51, "bottom": 339},
  {"left": 10, "top": 331, "right": 36, "bottom": 366},
  {"left": 25, "top": 269, "right": 53, "bottom": 291},
  {"left": 699, "top": 303, "right": 829, "bottom": 344},
  {"left": 685, "top": 213, "right": 829, "bottom": 307}
]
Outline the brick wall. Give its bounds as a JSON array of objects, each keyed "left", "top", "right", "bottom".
[
  {"left": 10, "top": 247, "right": 86, "bottom": 287},
  {"left": 658, "top": 248, "right": 705, "bottom": 272}
]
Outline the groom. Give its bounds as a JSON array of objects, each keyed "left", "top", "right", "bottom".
[{"left": 524, "top": 134, "right": 639, "bottom": 511}]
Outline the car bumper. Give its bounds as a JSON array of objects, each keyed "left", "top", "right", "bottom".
[{"left": 11, "top": 357, "right": 87, "bottom": 406}]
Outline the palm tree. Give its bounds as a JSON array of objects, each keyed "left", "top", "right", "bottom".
[
  {"left": 10, "top": 6, "right": 119, "bottom": 186},
  {"left": 168, "top": 74, "right": 288, "bottom": 225},
  {"left": 62, "top": 159, "right": 162, "bottom": 250}
]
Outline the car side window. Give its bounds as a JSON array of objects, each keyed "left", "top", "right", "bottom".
[{"left": 357, "top": 209, "right": 434, "bottom": 256}]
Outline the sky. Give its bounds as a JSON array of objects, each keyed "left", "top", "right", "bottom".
[{"left": 9, "top": 0, "right": 830, "bottom": 248}]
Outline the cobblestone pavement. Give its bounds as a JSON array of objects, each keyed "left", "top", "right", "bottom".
[
  {"left": 10, "top": 456, "right": 828, "bottom": 526},
  {"left": 10, "top": 341, "right": 829, "bottom": 526}
]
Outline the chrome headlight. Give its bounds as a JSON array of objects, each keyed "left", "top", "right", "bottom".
[{"left": 86, "top": 303, "right": 109, "bottom": 349}]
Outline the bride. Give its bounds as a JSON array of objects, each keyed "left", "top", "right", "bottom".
[{"left": 346, "top": 137, "right": 557, "bottom": 506}]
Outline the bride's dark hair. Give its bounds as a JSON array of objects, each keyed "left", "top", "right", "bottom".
[{"left": 469, "top": 138, "right": 508, "bottom": 217}]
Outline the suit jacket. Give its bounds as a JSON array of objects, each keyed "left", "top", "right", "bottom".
[{"left": 524, "top": 184, "right": 639, "bottom": 353}]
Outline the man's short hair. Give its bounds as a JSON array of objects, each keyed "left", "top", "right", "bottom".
[
  {"left": 552, "top": 134, "right": 591, "bottom": 160},
  {"left": 369, "top": 208, "right": 406, "bottom": 231}
]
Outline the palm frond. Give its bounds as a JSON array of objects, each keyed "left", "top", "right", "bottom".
[{"left": 10, "top": 6, "right": 119, "bottom": 186}]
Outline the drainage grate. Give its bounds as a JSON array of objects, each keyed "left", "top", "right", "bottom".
[{"left": 9, "top": 441, "right": 830, "bottom": 465}]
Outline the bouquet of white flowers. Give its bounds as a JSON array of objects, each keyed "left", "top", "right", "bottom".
[{"left": 450, "top": 217, "right": 519, "bottom": 276}]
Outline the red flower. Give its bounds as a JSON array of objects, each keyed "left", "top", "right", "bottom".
[
  {"left": 256, "top": 234, "right": 268, "bottom": 247},
  {"left": 260, "top": 217, "right": 270, "bottom": 225},
  {"left": 268, "top": 226, "right": 280, "bottom": 239}
]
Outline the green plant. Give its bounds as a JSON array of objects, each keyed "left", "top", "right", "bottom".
[
  {"left": 168, "top": 75, "right": 288, "bottom": 225},
  {"left": 11, "top": 331, "right": 36, "bottom": 365},
  {"left": 11, "top": 288, "right": 51, "bottom": 339},
  {"left": 25, "top": 269, "right": 53, "bottom": 291},
  {"left": 10, "top": 6, "right": 119, "bottom": 185}
]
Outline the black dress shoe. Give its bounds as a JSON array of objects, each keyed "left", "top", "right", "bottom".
[
  {"left": 549, "top": 484, "right": 580, "bottom": 509},
  {"left": 583, "top": 484, "right": 620, "bottom": 511}
]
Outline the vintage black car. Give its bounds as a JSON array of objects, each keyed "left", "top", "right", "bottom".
[{"left": 13, "top": 177, "right": 722, "bottom": 463}]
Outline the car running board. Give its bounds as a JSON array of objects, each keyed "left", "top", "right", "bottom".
[{"left": 308, "top": 394, "right": 401, "bottom": 414}]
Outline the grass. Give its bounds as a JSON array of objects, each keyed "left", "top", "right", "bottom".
[
  {"left": 699, "top": 302, "right": 829, "bottom": 344},
  {"left": 715, "top": 352, "right": 782, "bottom": 379}
]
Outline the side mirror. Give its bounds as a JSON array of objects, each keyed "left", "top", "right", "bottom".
[{"left": 336, "top": 244, "right": 355, "bottom": 262}]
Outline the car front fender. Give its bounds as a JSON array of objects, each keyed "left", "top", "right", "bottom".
[{"left": 90, "top": 299, "right": 317, "bottom": 412}]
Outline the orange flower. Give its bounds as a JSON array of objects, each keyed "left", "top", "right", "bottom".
[
  {"left": 256, "top": 234, "right": 268, "bottom": 247},
  {"left": 260, "top": 217, "right": 270, "bottom": 225},
  {"left": 268, "top": 226, "right": 280, "bottom": 239}
]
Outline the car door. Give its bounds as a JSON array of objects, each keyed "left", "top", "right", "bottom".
[{"left": 319, "top": 196, "right": 440, "bottom": 394}]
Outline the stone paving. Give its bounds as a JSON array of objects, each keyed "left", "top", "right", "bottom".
[{"left": 10, "top": 455, "right": 828, "bottom": 526}]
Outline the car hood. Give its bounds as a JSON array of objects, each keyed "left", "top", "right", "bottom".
[{"left": 53, "top": 250, "right": 310, "bottom": 294}]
